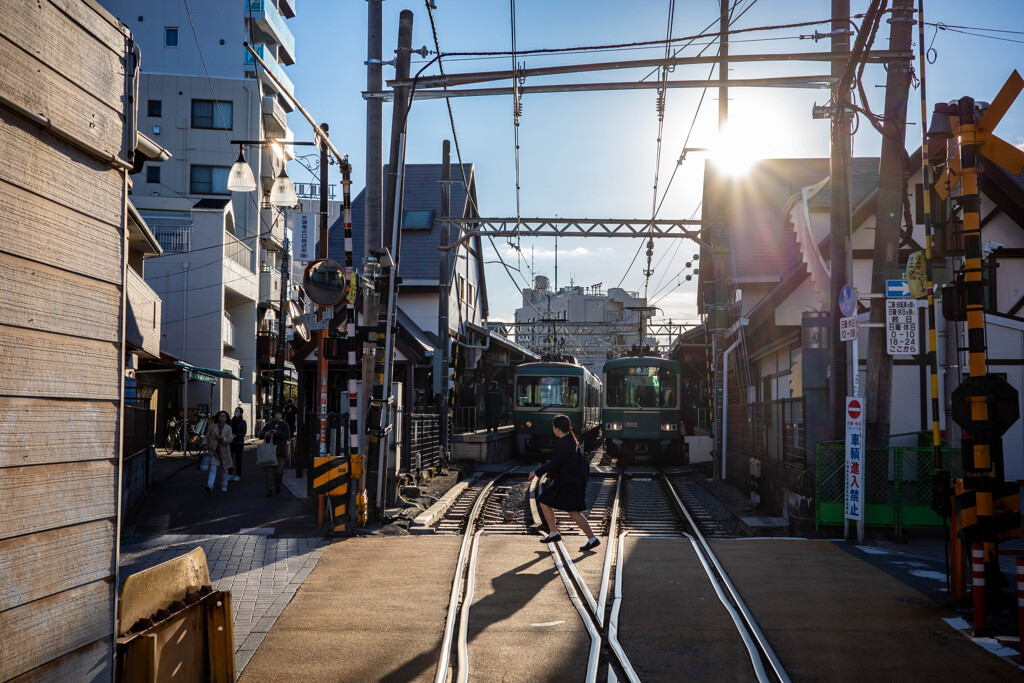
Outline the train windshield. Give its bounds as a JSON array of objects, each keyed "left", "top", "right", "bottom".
[
  {"left": 606, "top": 366, "right": 677, "bottom": 408},
  {"left": 516, "top": 376, "right": 580, "bottom": 408}
]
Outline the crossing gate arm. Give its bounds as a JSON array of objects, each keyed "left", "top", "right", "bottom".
[{"left": 439, "top": 218, "right": 712, "bottom": 251}]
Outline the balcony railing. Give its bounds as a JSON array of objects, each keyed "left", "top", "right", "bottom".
[
  {"left": 245, "top": 1, "right": 295, "bottom": 64},
  {"left": 244, "top": 43, "right": 294, "bottom": 96},
  {"left": 142, "top": 211, "right": 192, "bottom": 253},
  {"left": 225, "top": 231, "right": 252, "bottom": 271}
]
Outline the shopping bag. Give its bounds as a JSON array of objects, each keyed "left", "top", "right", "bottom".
[
  {"left": 199, "top": 453, "right": 211, "bottom": 472},
  {"left": 256, "top": 440, "right": 278, "bottom": 467}
]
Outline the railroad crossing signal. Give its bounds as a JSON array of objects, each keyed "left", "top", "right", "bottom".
[{"left": 934, "top": 70, "right": 1024, "bottom": 201}]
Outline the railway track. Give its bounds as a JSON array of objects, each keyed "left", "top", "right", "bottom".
[{"left": 431, "top": 454, "right": 789, "bottom": 682}]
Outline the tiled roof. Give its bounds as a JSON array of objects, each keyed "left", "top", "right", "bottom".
[{"left": 327, "top": 163, "right": 472, "bottom": 281}]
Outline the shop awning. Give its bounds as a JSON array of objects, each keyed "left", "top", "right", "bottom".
[{"left": 174, "top": 361, "right": 242, "bottom": 384}]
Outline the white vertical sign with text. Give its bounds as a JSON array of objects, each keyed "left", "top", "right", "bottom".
[
  {"left": 845, "top": 396, "right": 864, "bottom": 521},
  {"left": 294, "top": 213, "right": 317, "bottom": 262}
]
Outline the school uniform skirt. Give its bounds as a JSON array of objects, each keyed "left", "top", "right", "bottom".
[{"left": 538, "top": 479, "right": 587, "bottom": 512}]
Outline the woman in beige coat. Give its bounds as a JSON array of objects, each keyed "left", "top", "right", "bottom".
[{"left": 205, "top": 410, "right": 234, "bottom": 492}]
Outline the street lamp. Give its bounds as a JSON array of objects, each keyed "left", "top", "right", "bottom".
[
  {"left": 269, "top": 166, "right": 298, "bottom": 207},
  {"left": 227, "top": 145, "right": 257, "bottom": 193}
]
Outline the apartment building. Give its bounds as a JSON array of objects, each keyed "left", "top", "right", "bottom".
[{"left": 100, "top": 0, "right": 297, "bottom": 419}]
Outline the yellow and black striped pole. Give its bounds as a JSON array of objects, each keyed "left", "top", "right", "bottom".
[
  {"left": 955, "top": 96, "right": 997, "bottom": 563},
  {"left": 916, "top": 0, "right": 943, "bottom": 472}
]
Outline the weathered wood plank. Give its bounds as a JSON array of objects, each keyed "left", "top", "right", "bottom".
[
  {"left": 0, "top": 107, "right": 124, "bottom": 227},
  {"left": 0, "top": 0, "right": 124, "bottom": 107},
  {"left": 0, "top": 580, "right": 113, "bottom": 681},
  {"left": 0, "top": 398, "right": 118, "bottom": 468},
  {"left": 0, "top": 326, "right": 121, "bottom": 401},
  {"left": 0, "top": 178, "right": 123, "bottom": 284},
  {"left": 0, "top": 252, "right": 121, "bottom": 341},
  {"left": 0, "top": 461, "right": 116, "bottom": 541},
  {"left": 0, "top": 520, "right": 116, "bottom": 611},
  {"left": 0, "top": 34, "right": 123, "bottom": 158},
  {"left": 11, "top": 638, "right": 112, "bottom": 683},
  {"left": 126, "top": 266, "right": 161, "bottom": 357},
  {"left": 48, "top": 0, "right": 128, "bottom": 57}
]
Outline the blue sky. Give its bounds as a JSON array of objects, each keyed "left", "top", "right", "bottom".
[{"left": 284, "top": 0, "right": 1024, "bottom": 322}]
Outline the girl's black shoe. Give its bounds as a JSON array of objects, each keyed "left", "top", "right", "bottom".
[
  {"left": 580, "top": 538, "right": 601, "bottom": 552},
  {"left": 539, "top": 533, "right": 561, "bottom": 544}
]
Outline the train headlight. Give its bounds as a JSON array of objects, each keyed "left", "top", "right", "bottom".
[
  {"left": 605, "top": 422, "right": 621, "bottom": 431},
  {"left": 661, "top": 423, "right": 679, "bottom": 432},
  {"left": 525, "top": 421, "right": 532, "bottom": 428}
]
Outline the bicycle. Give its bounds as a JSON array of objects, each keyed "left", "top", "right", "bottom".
[{"left": 163, "top": 415, "right": 205, "bottom": 457}]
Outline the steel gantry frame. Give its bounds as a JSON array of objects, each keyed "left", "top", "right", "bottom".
[
  {"left": 439, "top": 217, "right": 710, "bottom": 251},
  {"left": 492, "top": 320, "right": 699, "bottom": 359}
]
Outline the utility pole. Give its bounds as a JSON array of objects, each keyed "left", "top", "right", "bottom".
[
  {"left": 864, "top": 0, "right": 915, "bottom": 446},
  {"left": 275, "top": 230, "right": 291, "bottom": 412},
  {"left": 435, "top": 140, "right": 452, "bottom": 461},
  {"left": 829, "top": 0, "right": 852, "bottom": 440},
  {"left": 368, "top": 9, "right": 413, "bottom": 517},
  {"left": 365, "top": 0, "right": 384, "bottom": 260},
  {"left": 719, "top": 0, "right": 728, "bottom": 128}
]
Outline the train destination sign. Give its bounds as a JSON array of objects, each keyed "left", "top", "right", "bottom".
[{"left": 886, "top": 298, "right": 919, "bottom": 355}]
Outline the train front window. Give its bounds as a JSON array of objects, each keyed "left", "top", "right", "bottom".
[
  {"left": 516, "top": 376, "right": 580, "bottom": 408},
  {"left": 606, "top": 366, "right": 677, "bottom": 408}
]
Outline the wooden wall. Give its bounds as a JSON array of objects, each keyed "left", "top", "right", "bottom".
[{"left": 0, "top": 1, "right": 131, "bottom": 680}]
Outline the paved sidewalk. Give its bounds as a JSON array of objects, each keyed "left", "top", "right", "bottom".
[{"left": 119, "top": 444, "right": 327, "bottom": 674}]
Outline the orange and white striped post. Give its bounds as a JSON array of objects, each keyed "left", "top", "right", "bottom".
[
  {"left": 1017, "top": 557, "right": 1024, "bottom": 652},
  {"left": 972, "top": 543, "right": 986, "bottom": 634}
]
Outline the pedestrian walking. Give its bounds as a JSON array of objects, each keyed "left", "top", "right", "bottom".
[
  {"left": 204, "top": 410, "right": 234, "bottom": 493},
  {"left": 258, "top": 410, "right": 291, "bottom": 496},
  {"left": 284, "top": 398, "right": 298, "bottom": 437},
  {"left": 528, "top": 414, "right": 600, "bottom": 551},
  {"left": 484, "top": 381, "right": 503, "bottom": 432},
  {"left": 229, "top": 407, "right": 247, "bottom": 480}
]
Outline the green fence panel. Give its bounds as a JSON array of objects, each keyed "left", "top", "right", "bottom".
[{"left": 814, "top": 444, "right": 961, "bottom": 533}]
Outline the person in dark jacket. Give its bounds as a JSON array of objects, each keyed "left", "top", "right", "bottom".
[
  {"left": 528, "top": 414, "right": 600, "bottom": 551},
  {"left": 258, "top": 411, "right": 291, "bottom": 496},
  {"left": 484, "top": 381, "right": 503, "bottom": 432},
  {"left": 229, "top": 407, "right": 247, "bottom": 480}
]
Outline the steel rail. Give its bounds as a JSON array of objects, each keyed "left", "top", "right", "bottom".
[
  {"left": 607, "top": 532, "right": 641, "bottom": 683},
  {"left": 595, "top": 476, "right": 623, "bottom": 627},
  {"left": 433, "top": 473, "right": 505, "bottom": 683},
  {"left": 662, "top": 474, "right": 791, "bottom": 683},
  {"left": 547, "top": 533, "right": 603, "bottom": 683},
  {"left": 455, "top": 530, "right": 484, "bottom": 683}
]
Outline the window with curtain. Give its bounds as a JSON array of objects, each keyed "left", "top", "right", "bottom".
[
  {"left": 191, "top": 99, "right": 233, "bottom": 130},
  {"left": 190, "top": 165, "right": 231, "bottom": 195}
]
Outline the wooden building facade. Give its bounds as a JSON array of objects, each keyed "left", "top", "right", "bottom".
[{"left": 0, "top": 1, "right": 137, "bottom": 679}]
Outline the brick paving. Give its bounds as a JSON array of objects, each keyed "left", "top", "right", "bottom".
[{"left": 119, "top": 532, "right": 327, "bottom": 673}]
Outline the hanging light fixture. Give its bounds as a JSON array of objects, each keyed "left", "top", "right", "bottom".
[
  {"left": 226, "top": 145, "right": 256, "bottom": 192},
  {"left": 269, "top": 166, "right": 297, "bottom": 207}
]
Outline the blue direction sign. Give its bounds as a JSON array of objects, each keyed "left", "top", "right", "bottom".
[
  {"left": 886, "top": 279, "right": 910, "bottom": 298},
  {"left": 839, "top": 284, "right": 856, "bottom": 317}
]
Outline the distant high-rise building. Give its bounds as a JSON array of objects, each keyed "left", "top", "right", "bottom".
[
  {"left": 100, "top": 0, "right": 298, "bottom": 420},
  {"left": 514, "top": 277, "right": 650, "bottom": 375}
]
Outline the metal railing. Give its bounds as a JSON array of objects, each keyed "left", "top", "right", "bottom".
[
  {"left": 408, "top": 413, "right": 442, "bottom": 474},
  {"left": 124, "top": 405, "right": 154, "bottom": 457},
  {"left": 225, "top": 231, "right": 252, "bottom": 271},
  {"left": 725, "top": 398, "right": 806, "bottom": 479},
  {"left": 146, "top": 214, "right": 192, "bottom": 253},
  {"left": 245, "top": 0, "right": 295, "bottom": 60},
  {"left": 452, "top": 407, "right": 477, "bottom": 434}
]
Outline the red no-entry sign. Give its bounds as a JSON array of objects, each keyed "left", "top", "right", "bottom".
[{"left": 847, "top": 399, "right": 862, "bottom": 420}]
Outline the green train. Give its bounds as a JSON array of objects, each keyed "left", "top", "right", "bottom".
[
  {"left": 602, "top": 355, "right": 686, "bottom": 465},
  {"left": 512, "top": 360, "right": 602, "bottom": 458}
]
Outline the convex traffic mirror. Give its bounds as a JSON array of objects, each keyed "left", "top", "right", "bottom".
[{"left": 302, "top": 259, "right": 348, "bottom": 307}]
